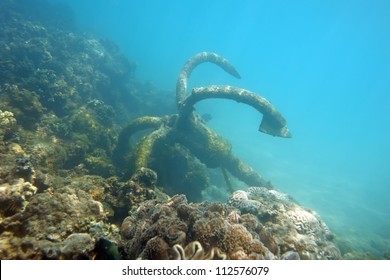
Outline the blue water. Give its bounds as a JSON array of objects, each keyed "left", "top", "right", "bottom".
[{"left": 51, "top": 0, "right": 390, "bottom": 256}]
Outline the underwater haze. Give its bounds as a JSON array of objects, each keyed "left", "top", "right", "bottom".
[{"left": 51, "top": 0, "right": 390, "bottom": 256}]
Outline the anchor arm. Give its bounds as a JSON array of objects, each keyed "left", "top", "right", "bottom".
[{"left": 180, "top": 85, "right": 292, "bottom": 138}]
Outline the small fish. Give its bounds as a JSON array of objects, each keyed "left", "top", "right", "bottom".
[{"left": 201, "top": 113, "right": 212, "bottom": 122}]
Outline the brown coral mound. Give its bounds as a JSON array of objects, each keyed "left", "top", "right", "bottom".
[
  {"left": 120, "top": 194, "right": 279, "bottom": 260},
  {"left": 120, "top": 187, "right": 341, "bottom": 260}
]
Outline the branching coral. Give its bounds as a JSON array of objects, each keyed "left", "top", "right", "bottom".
[{"left": 113, "top": 52, "right": 291, "bottom": 200}]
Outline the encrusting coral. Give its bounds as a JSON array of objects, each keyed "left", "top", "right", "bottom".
[{"left": 114, "top": 52, "right": 291, "bottom": 200}]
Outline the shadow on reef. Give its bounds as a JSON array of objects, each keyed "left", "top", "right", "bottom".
[{"left": 113, "top": 52, "right": 291, "bottom": 201}]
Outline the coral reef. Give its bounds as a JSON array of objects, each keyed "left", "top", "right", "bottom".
[
  {"left": 1, "top": 89, "right": 163, "bottom": 260},
  {"left": 0, "top": 181, "right": 100, "bottom": 259},
  {"left": 0, "top": 164, "right": 159, "bottom": 260},
  {"left": 0, "top": 127, "right": 164, "bottom": 260},
  {"left": 0, "top": 169, "right": 160, "bottom": 259},
  {"left": 0, "top": 0, "right": 349, "bottom": 260},
  {"left": 120, "top": 190, "right": 340, "bottom": 260},
  {"left": 0, "top": 0, "right": 174, "bottom": 181}
]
